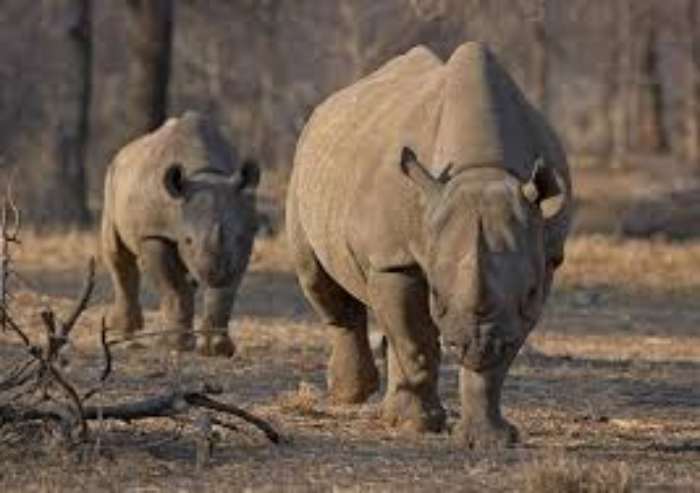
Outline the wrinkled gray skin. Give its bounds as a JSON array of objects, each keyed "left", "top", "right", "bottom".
[
  {"left": 101, "top": 111, "right": 260, "bottom": 357},
  {"left": 287, "top": 42, "right": 571, "bottom": 448}
]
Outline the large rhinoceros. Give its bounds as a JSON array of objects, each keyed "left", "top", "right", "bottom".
[
  {"left": 101, "top": 111, "right": 260, "bottom": 357},
  {"left": 286, "top": 42, "right": 571, "bottom": 448}
]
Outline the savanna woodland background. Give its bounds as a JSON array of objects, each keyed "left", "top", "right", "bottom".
[{"left": 0, "top": 1, "right": 699, "bottom": 491}]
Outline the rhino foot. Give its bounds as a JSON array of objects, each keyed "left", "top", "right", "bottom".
[
  {"left": 106, "top": 306, "right": 144, "bottom": 339},
  {"left": 152, "top": 331, "right": 195, "bottom": 353},
  {"left": 327, "top": 366, "right": 379, "bottom": 404},
  {"left": 455, "top": 416, "right": 518, "bottom": 449},
  {"left": 196, "top": 333, "right": 236, "bottom": 358},
  {"left": 382, "top": 390, "right": 446, "bottom": 433},
  {"left": 327, "top": 328, "right": 380, "bottom": 404}
]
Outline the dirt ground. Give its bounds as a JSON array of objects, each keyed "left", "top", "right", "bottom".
[{"left": 1, "top": 164, "right": 699, "bottom": 492}]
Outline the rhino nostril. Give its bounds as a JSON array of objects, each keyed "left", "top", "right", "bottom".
[{"left": 184, "top": 236, "right": 193, "bottom": 246}]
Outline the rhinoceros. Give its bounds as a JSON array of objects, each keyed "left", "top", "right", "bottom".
[
  {"left": 101, "top": 111, "right": 260, "bottom": 357},
  {"left": 286, "top": 42, "right": 571, "bottom": 448}
]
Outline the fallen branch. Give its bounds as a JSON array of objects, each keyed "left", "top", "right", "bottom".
[{"left": 3, "top": 386, "right": 281, "bottom": 444}]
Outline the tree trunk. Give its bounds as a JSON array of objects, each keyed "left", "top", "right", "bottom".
[
  {"left": 124, "top": 0, "right": 173, "bottom": 139},
  {"left": 531, "top": 0, "right": 549, "bottom": 115},
  {"left": 43, "top": 0, "right": 92, "bottom": 227},
  {"left": 687, "top": 0, "right": 700, "bottom": 167},
  {"left": 635, "top": 21, "right": 669, "bottom": 153},
  {"left": 612, "top": 0, "right": 632, "bottom": 168}
]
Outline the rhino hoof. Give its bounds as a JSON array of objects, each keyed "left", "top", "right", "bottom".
[
  {"left": 196, "top": 334, "right": 236, "bottom": 358},
  {"left": 121, "top": 338, "right": 148, "bottom": 351},
  {"left": 455, "top": 417, "right": 518, "bottom": 449},
  {"left": 382, "top": 392, "right": 446, "bottom": 433},
  {"left": 153, "top": 332, "right": 195, "bottom": 352}
]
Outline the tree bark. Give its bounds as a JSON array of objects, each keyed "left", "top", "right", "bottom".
[
  {"left": 635, "top": 19, "right": 669, "bottom": 153},
  {"left": 44, "top": 0, "right": 92, "bottom": 227},
  {"left": 612, "top": 0, "right": 632, "bottom": 167},
  {"left": 124, "top": 0, "right": 173, "bottom": 139}
]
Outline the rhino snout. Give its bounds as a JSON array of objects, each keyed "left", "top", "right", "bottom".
[{"left": 199, "top": 262, "right": 236, "bottom": 288}]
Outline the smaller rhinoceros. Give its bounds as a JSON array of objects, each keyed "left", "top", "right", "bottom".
[{"left": 101, "top": 111, "right": 260, "bottom": 356}]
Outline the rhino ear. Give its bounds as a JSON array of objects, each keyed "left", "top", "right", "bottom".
[
  {"left": 521, "top": 156, "right": 566, "bottom": 219},
  {"left": 399, "top": 147, "right": 442, "bottom": 199},
  {"left": 231, "top": 159, "right": 260, "bottom": 192},
  {"left": 164, "top": 163, "right": 186, "bottom": 199}
]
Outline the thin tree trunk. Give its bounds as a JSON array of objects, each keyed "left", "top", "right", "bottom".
[
  {"left": 687, "top": 0, "right": 700, "bottom": 166},
  {"left": 636, "top": 22, "right": 669, "bottom": 153},
  {"left": 531, "top": 0, "right": 549, "bottom": 115},
  {"left": 124, "top": 0, "right": 173, "bottom": 138},
  {"left": 612, "top": 0, "right": 632, "bottom": 167},
  {"left": 44, "top": 0, "right": 92, "bottom": 227}
]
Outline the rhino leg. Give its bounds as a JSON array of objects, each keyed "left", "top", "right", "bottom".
[
  {"left": 139, "top": 240, "right": 195, "bottom": 351},
  {"left": 102, "top": 225, "right": 144, "bottom": 342},
  {"left": 368, "top": 270, "right": 445, "bottom": 433},
  {"left": 196, "top": 282, "right": 241, "bottom": 358},
  {"left": 288, "top": 207, "right": 378, "bottom": 404},
  {"left": 456, "top": 361, "right": 519, "bottom": 449}
]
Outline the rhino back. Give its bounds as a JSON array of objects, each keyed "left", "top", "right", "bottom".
[
  {"left": 291, "top": 42, "right": 572, "bottom": 295},
  {"left": 292, "top": 46, "right": 446, "bottom": 290}
]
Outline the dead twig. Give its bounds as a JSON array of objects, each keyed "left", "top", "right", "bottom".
[{"left": 184, "top": 393, "right": 281, "bottom": 444}]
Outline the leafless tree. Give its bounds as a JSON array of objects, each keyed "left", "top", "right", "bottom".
[
  {"left": 41, "top": 0, "right": 92, "bottom": 226},
  {"left": 530, "top": 0, "right": 550, "bottom": 115},
  {"left": 612, "top": 0, "right": 633, "bottom": 167},
  {"left": 124, "top": 0, "right": 173, "bottom": 138},
  {"left": 633, "top": 5, "right": 669, "bottom": 154}
]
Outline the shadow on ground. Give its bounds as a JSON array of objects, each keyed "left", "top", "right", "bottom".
[{"left": 16, "top": 266, "right": 312, "bottom": 322}]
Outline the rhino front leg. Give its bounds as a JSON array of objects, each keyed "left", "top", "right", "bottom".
[
  {"left": 368, "top": 270, "right": 445, "bottom": 433},
  {"left": 196, "top": 282, "right": 240, "bottom": 357},
  {"left": 457, "top": 361, "right": 519, "bottom": 449},
  {"left": 139, "top": 240, "right": 195, "bottom": 351},
  {"left": 103, "top": 229, "right": 144, "bottom": 342},
  {"left": 288, "top": 198, "right": 378, "bottom": 404}
]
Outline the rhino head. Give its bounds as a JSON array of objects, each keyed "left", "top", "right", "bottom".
[
  {"left": 163, "top": 159, "right": 260, "bottom": 288},
  {"left": 400, "top": 147, "right": 565, "bottom": 371}
]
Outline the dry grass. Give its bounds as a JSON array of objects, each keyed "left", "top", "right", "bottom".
[
  {"left": 556, "top": 235, "right": 700, "bottom": 300},
  {"left": 521, "top": 455, "right": 632, "bottom": 493},
  {"left": 276, "top": 381, "right": 326, "bottom": 417}
]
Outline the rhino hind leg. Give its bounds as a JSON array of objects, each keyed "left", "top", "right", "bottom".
[
  {"left": 139, "top": 240, "right": 195, "bottom": 352},
  {"left": 196, "top": 283, "right": 241, "bottom": 358},
  {"left": 102, "top": 225, "right": 144, "bottom": 343}
]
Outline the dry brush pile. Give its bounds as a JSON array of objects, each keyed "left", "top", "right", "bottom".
[{"left": 0, "top": 195, "right": 280, "bottom": 465}]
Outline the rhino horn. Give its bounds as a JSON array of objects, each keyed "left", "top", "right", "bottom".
[
  {"left": 458, "top": 218, "right": 490, "bottom": 320},
  {"left": 399, "top": 146, "right": 443, "bottom": 199},
  {"left": 521, "top": 156, "right": 566, "bottom": 219},
  {"left": 229, "top": 159, "right": 261, "bottom": 191}
]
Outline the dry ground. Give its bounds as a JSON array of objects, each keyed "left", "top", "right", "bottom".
[{"left": 1, "top": 165, "right": 699, "bottom": 492}]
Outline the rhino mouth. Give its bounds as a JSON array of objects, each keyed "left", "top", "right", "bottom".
[
  {"left": 444, "top": 330, "right": 520, "bottom": 371},
  {"left": 201, "top": 270, "right": 235, "bottom": 288}
]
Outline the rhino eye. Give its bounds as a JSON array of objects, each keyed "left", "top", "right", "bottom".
[
  {"left": 520, "top": 285, "right": 539, "bottom": 321},
  {"left": 431, "top": 289, "right": 447, "bottom": 317}
]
